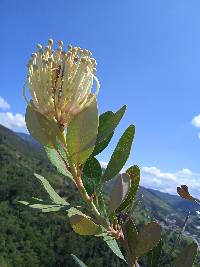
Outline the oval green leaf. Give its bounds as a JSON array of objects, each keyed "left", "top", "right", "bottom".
[
  {"left": 109, "top": 173, "right": 130, "bottom": 213},
  {"left": 135, "top": 222, "right": 162, "bottom": 258},
  {"left": 68, "top": 210, "right": 102, "bottom": 236},
  {"left": 25, "top": 103, "right": 63, "bottom": 147}
]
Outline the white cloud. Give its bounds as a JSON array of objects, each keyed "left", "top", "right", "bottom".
[
  {"left": 0, "top": 112, "right": 26, "bottom": 131},
  {"left": 192, "top": 114, "right": 200, "bottom": 127},
  {"left": 141, "top": 166, "right": 200, "bottom": 198},
  {"left": 0, "top": 96, "right": 10, "bottom": 110},
  {"left": 100, "top": 161, "right": 108, "bottom": 169},
  {"left": 177, "top": 168, "right": 193, "bottom": 176},
  {"left": 142, "top": 166, "right": 176, "bottom": 180},
  {"left": 99, "top": 162, "right": 200, "bottom": 197},
  {"left": 0, "top": 96, "right": 26, "bottom": 132}
]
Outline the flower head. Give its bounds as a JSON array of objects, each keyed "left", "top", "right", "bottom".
[{"left": 24, "top": 39, "right": 99, "bottom": 127}]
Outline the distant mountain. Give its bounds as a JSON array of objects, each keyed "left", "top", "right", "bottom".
[
  {"left": 148, "top": 188, "right": 200, "bottom": 214},
  {"left": 16, "top": 132, "right": 42, "bottom": 149},
  {"left": 13, "top": 130, "right": 200, "bottom": 214},
  {"left": 0, "top": 123, "right": 199, "bottom": 266}
]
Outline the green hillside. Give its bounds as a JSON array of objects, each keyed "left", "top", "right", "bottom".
[{"left": 0, "top": 124, "right": 199, "bottom": 266}]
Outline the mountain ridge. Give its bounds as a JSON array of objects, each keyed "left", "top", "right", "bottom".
[
  {"left": 15, "top": 128, "right": 199, "bottom": 213},
  {"left": 0, "top": 123, "right": 200, "bottom": 266}
]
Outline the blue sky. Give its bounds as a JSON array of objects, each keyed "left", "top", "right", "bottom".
[{"left": 1, "top": 0, "right": 200, "bottom": 195}]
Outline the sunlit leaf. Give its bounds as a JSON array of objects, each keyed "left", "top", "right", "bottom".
[
  {"left": 68, "top": 207, "right": 102, "bottom": 236},
  {"left": 25, "top": 103, "right": 63, "bottom": 147},
  {"left": 66, "top": 100, "right": 98, "bottom": 166},
  {"left": 45, "top": 146, "right": 73, "bottom": 180},
  {"left": 71, "top": 254, "right": 88, "bottom": 267},
  {"left": 34, "top": 173, "right": 69, "bottom": 205},
  {"left": 103, "top": 235, "right": 126, "bottom": 261}
]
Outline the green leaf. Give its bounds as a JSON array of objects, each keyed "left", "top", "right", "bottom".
[
  {"left": 92, "top": 106, "right": 126, "bottom": 156},
  {"left": 18, "top": 201, "right": 68, "bottom": 213},
  {"left": 135, "top": 222, "right": 162, "bottom": 258},
  {"left": 172, "top": 242, "right": 198, "bottom": 267},
  {"left": 71, "top": 254, "right": 88, "bottom": 267},
  {"left": 109, "top": 173, "right": 130, "bottom": 213},
  {"left": 103, "top": 235, "right": 126, "bottom": 261},
  {"left": 102, "top": 125, "right": 135, "bottom": 182},
  {"left": 34, "top": 173, "right": 69, "bottom": 205},
  {"left": 98, "top": 192, "right": 108, "bottom": 218},
  {"left": 82, "top": 157, "right": 102, "bottom": 195},
  {"left": 18, "top": 201, "right": 29, "bottom": 206},
  {"left": 116, "top": 165, "right": 140, "bottom": 213},
  {"left": 123, "top": 218, "right": 138, "bottom": 261},
  {"left": 29, "top": 204, "right": 66, "bottom": 212},
  {"left": 66, "top": 100, "right": 99, "bottom": 166},
  {"left": 45, "top": 146, "right": 73, "bottom": 180},
  {"left": 147, "top": 240, "right": 163, "bottom": 267},
  {"left": 92, "top": 132, "right": 114, "bottom": 156},
  {"left": 96, "top": 106, "right": 126, "bottom": 144},
  {"left": 25, "top": 103, "right": 63, "bottom": 147},
  {"left": 68, "top": 208, "right": 102, "bottom": 236}
]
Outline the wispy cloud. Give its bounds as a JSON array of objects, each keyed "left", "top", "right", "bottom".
[
  {"left": 0, "top": 112, "right": 26, "bottom": 131},
  {"left": 0, "top": 96, "right": 10, "bottom": 110},
  {"left": 0, "top": 96, "right": 26, "bottom": 132},
  {"left": 100, "top": 161, "right": 200, "bottom": 197},
  {"left": 141, "top": 166, "right": 200, "bottom": 197},
  {"left": 191, "top": 114, "right": 200, "bottom": 139}
]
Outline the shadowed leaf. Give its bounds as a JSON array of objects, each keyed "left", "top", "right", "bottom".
[
  {"left": 82, "top": 157, "right": 102, "bottom": 195},
  {"left": 93, "top": 106, "right": 126, "bottom": 156},
  {"left": 109, "top": 173, "right": 130, "bottom": 213},
  {"left": 102, "top": 125, "right": 135, "bottom": 181},
  {"left": 135, "top": 222, "right": 162, "bottom": 258},
  {"left": 123, "top": 218, "right": 138, "bottom": 261},
  {"left": 172, "top": 242, "right": 198, "bottom": 267},
  {"left": 116, "top": 165, "right": 140, "bottom": 213},
  {"left": 147, "top": 240, "right": 163, "bottom": 267}
]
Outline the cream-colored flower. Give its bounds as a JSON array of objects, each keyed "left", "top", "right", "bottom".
[{"left": 24, "top": 39, "right": 99, "bottom": 127}]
